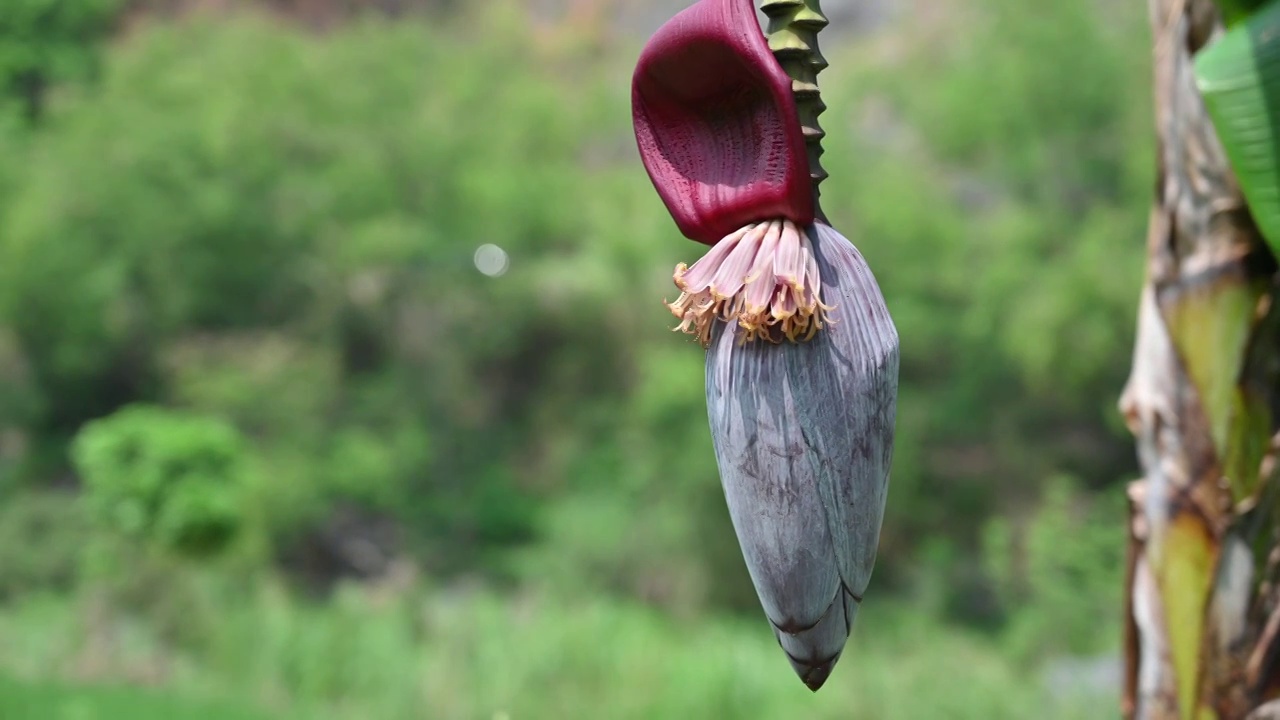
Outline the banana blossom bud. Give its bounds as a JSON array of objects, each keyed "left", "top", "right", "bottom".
[
  {"left": 707, "top": 222, "right": 897, "bottom": 690},
  {"left": 632, "top": 0, "right": 899, "bottom": 692}
]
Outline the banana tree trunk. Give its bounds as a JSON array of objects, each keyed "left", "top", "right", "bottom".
[{"left": 1120, "top": 1, "right": 1280, "bottom": 718}]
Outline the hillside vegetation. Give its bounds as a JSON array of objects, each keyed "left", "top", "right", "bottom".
[{"left": 0, "top": 0, "right": 1149, "bottom": 716}]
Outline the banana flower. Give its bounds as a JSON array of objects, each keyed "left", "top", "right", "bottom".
[{"left": 632, "top": 0, "right": 899, "bottom": 691}]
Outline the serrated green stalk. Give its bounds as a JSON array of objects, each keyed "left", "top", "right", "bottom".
[{"left": 760, "top": 0, "right": 829, "bottom": 219}]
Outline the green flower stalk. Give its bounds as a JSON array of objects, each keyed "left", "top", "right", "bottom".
[{"left": 760, "top": 0, "right": 830, "bottom": 215}]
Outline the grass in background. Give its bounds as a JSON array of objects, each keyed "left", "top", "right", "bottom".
[
  {"left": 0, "top": 676, "right": 276, "bottom": 720},
  {"left": 0, "top": 582, "right": 1116, "bottom": 720}
]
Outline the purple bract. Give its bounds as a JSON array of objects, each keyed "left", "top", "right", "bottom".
[{"left": 631, "top": 0, "right": 814, "bottom": 246}]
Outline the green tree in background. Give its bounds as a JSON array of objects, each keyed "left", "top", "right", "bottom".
[{"left": 0, "top": 0, "right": 121, "bottom": 121}]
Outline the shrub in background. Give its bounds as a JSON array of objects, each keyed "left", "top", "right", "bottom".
[{"left": 72, "top": 404, "right": 249, "bottom": 558}]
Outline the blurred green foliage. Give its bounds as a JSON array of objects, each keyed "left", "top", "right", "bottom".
[
  {"left": 72, "top": 405, "right": 248, "bottom": 557},
  {"left": 983, "top": 476, "right": 1127, "bottom": 660},
  {"left": 0, "top": 491, "right": 90, "bottom": 601},
  {"left": 0, "top": 0, "right": 122, "bottom": 120},
  {"left": 0, "top": 0, "right": 1150, "bottom": 715},
  {"left": 0, "top": 674, "right": 278, "bottom": 720}
]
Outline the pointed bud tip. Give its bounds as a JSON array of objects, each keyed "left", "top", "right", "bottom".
[{"left": 787, "top": 652, "right": 840, "bottom": 692}]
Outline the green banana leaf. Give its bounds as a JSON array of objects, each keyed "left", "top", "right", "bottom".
[
  {"left": 1214, "top": 0, "right": 1270, "bottom": 27},
  {"left": 1196, "top": 0, "right": 1280, "bottom": 250}
]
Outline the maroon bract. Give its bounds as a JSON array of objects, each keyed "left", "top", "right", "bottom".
[{"left": 632, "top": 0, "right": 814, "bottom": 246}]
